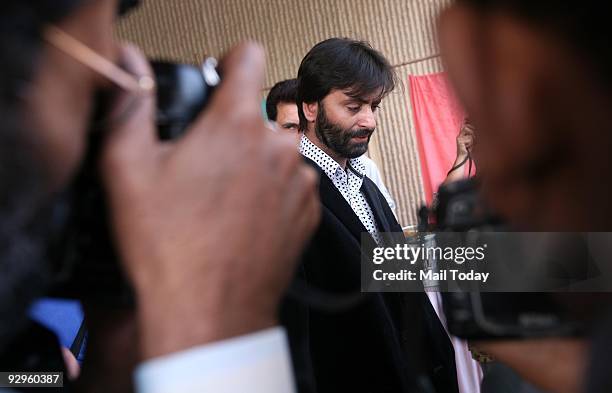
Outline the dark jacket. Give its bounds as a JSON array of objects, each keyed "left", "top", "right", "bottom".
[{"left": 281, "top": 157, "right": 459, "bottom": 393}]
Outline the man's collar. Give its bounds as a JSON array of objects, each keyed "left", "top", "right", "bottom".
[{"left": 299, "top": 134, "right": 366, "bottom": 180}]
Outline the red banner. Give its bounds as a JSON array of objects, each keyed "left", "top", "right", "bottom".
[{"left": 409, "top": 73, "right": 465, "bottom": 204}]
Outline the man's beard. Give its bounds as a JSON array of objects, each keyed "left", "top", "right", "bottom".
[{"left": 315, "top": 104, "right": 374, "bottom": 159}]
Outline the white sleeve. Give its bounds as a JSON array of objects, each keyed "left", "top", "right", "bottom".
[
  {"left": 362, "top": 157, "right": 398, "bottom": 216},
  {"left": 134, "top": 327, "right": 296, "bottom": 393}
]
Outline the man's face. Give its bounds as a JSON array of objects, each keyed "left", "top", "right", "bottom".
[
  {"left": 0, "top": 0, "right": 120, "bottom": 345},
  {"left": 275, "top": 102, "right": 300, "bottom": 133},
  {"left": 26, "top": 0, "right": 119, "bottom": 192},
  {"left": 438, "top": 4, "right": 612, "bottom": 230},
  {"left": 311, "top": 89, "right": 380, "bottom": 159}
]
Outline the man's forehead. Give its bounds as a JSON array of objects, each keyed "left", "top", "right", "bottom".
[
  {"left": 276, "top": 102, "right": 299, "bottom": 121},
  {"left": 277, "top": 102, "right": 298, "bottom": 113},
  {"left": 330, "top": 87, "right": 384, "bottom": 103}
]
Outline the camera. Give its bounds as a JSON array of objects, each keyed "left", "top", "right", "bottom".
[
  {"left": 423, "top": 178, "right": 586, "bottom": 339},
  {"left": 49, "top": 60, "right": 220, "bottom": 304}
]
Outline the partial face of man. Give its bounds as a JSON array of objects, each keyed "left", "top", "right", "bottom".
[
  {"left": 438, "top": 4, "right": 612, "bottom": 230},
  {"left": 313, "top": 89, "right": 380, "bottom": 159},
  {"left": 275, "top": 102, "right": 300, "bottom": 133},
  {"left": 0, "top": 0, "right": 120, "bottom": 348}
]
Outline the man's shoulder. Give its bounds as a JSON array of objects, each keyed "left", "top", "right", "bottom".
[
  {"left": 359, "top": 155, "right": 380, "bottom": 179},
  {"left": 360, "top": 155, "right": 375, "bottom": 167}
]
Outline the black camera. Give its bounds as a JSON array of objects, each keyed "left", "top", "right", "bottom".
[
  {"left": 424, "top": 178, "right": 586, "bottom": 339},
  {"left": 49, "top": 60, "right": 220, "bottom": 304}
]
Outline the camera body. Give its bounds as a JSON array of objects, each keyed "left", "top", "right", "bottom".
[
  {"left": 427, "top": 179, "right": 584, "bottom": 339},
  {"left": 49, "top": 60, "right": 219, "bottom": 304}
]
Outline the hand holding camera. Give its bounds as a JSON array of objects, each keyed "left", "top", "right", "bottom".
[{"left": 100, "top": 43, "right": 320, "bottom": 359}]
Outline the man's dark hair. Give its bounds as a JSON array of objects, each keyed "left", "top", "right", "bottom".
[
  {"left": 459, "top": 0, "right": 612, "bottom": 87},
  {"left": 265, "top": 79, "right": 298, "bottom": 121},
  {"left": 296, "top": 38, "right": 396, "bottom": 132}
]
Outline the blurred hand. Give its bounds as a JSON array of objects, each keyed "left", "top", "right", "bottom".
[
  {"left": 456, "top": 118, "right": 475, "bottom": 160},
  {"left": 471, "top": 338, "right": 587, "bottom": 393},
  {"left": 61, "top": 347, "right": 80, "bottom": 380},
  {"left": 443, "top": 118, "right": 476, "bottom": 184},
  {"left": 100, "top": 43, "right": 320, "bottom": 359},
  {"left": 75, "top": 307, "right": 137, "bottom": 393}
]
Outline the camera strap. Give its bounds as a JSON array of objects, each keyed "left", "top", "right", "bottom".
[
  {"left": 447, "top": 153, "right": 473, "bottom": 177},
  {"left": 70, "top": 318, "right": 87, "bottom": 358}
]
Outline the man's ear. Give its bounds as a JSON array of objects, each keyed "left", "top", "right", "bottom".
[{"left": 302, "top": 101, "right": 318, "bottom": 123}]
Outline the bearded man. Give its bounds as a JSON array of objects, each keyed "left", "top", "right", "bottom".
[{"left": 281, "top": 38, "right": 459, "bottom": 393}]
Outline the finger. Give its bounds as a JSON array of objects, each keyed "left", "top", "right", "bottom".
[
  {"left": 303, "top": 165, "right": 321, "bottom": 225},
  {"left": 264, "top": 132, "right": 303, "bottom": 180},
  {"left": 108, "top": 44, "right": 157, "bottom": 147},
  {"left": 61, "top": 347, "right": 81, "bottom": 380},
  {"left": 265, "top": 120, "right": 279, "bottom": 133},
  {"left": 102, "top": 44, "right": 159, "bottom": 172},
  {"left": 186, "top": 43, "right": 266, "bottom": 140},
  {"left": 291, "top": 163, "right": 320, "bottom": 226},
  {"left": 177, "top": 43, "right": 266, "bottom": 155},
  {"left": 281, "top": 167, "right": 320, "bottom": 266},
  {"left": 214, "top": 42, "right": 266, "bottom": 109},
  {"left": 291, "top": 166, "right": 321, "bottom": 245}
]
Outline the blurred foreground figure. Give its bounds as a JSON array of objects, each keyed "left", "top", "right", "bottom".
[
  {"left": 0, "top": 1, "right": 319, "bottom": 392},
  {"left": 439, "top": 1, "right": 612, "bottom": 392}
]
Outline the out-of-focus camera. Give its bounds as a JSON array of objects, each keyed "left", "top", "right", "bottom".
[
  {"left": 49, "top": 60, "right": 220, "bottom": 304},
  {"left": 423, "top": 178, "right": 586, "bottom": 339}
]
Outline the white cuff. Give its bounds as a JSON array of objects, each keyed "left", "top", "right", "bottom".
[{"left": 135, "top": 327, "right": 296, "bottom": 393}]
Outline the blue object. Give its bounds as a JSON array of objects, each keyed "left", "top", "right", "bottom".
[
  {"left": 262, "top": 99, "right": 268, "bottom": 120},
  {"left": 29, "top": 298, "right": 84, "bottom": 350}
]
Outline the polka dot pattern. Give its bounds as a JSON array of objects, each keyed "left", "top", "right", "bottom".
[{"left": 300, "top": 135, "right": 382, "bottom": 244}]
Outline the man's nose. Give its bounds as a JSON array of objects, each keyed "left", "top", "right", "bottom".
[{"left": 357, "top": 107, "right": 377, "bottom": 129}]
